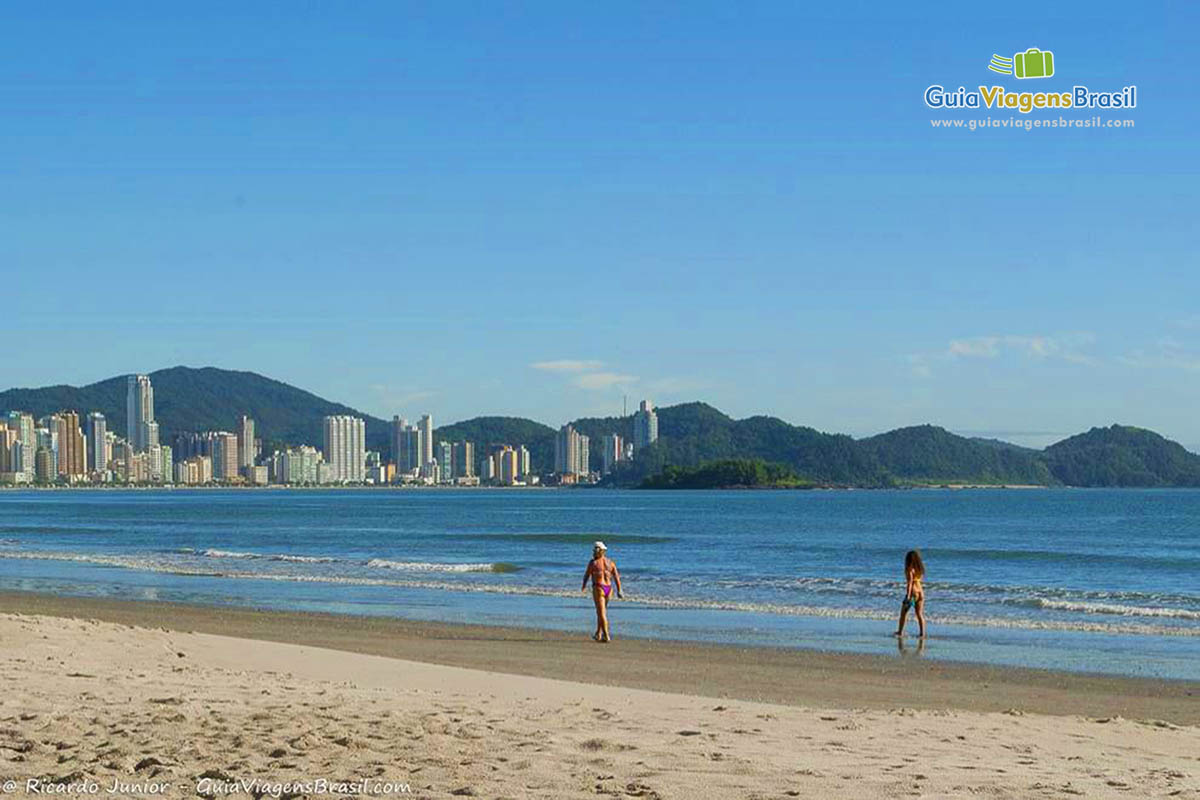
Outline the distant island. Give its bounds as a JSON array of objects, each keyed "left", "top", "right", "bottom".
[
  {"left": 640, "top": 459, "right": 810, "bottom": 490},
  {"left": 3, "top": 366, "right": 1200, "bottom": 489}
]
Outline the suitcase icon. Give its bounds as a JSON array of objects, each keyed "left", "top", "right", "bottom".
[{"left": 1014, "top": 48, "right": 1054, "bottom": 79}]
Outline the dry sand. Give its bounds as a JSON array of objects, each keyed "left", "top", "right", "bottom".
[{"left": 0, "top": 595, "right": 1197, "bottom": 798}]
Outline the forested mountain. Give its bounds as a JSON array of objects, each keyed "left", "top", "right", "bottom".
[{"left": 1044, "top": 425, "right": 1200, "bottom": 487}]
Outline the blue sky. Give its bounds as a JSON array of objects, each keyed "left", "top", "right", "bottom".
[{"left": 3, "top": 2, "right": 1197, "bottom": 448}]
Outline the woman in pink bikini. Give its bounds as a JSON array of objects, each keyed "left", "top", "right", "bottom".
[{"left": 582, "top": 541, "right": 623, "bottom": 642}]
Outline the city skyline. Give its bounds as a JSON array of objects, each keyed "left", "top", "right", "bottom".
[
  {"left": 1, "top": 371, "right": 650, "bottom": 486},
  {"left": 3, "top": 4, "right": 1195, "bottom": 452}
]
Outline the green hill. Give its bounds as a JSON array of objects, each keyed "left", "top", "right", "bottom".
[
  {"left": 861, "top": 424, "right": 1056, "bottom": 486},
  {"left": 1044, "top": 425, "right": 1200, "bottom": 487}
]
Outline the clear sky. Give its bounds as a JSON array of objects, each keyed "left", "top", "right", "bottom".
[{"left": 3, "top": 2, "right": 1197, "bottom": 448}]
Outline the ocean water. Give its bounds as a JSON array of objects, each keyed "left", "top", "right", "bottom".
[{"left": 0, "top": 488, "right": 1197, "bottom": 680}]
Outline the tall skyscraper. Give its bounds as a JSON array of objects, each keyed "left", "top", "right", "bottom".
[
  {"left": 237, "top": 416, "right": 256, "bottom": 472},
  {"left": 323, "top": 415, "right": 366, "bottom": 483},
  {"left": 632, "top": 400, "right": 659, "bottom": 451},
  {"left": 0, "top": 427, "right": 18, "bottom": 475},
  {"left": 554, "top": 425, "right": 590, "bottom": 476},
  {"left": 418, "top": 414, "right": 434, "bottom": 467},
  {"left": 36, "top": 423, "right": 58, "bottom": 477},
  {"left": 600, "top": 433, "right": 625, "bottom": 475},
  {"left": 126, "top": 374, "right": 155, "bottom": 452},
  {"left": 451, "top": 441, "right": 475, "bottom": 479},
  {"left": 397, "top": 424, "right": 421, "bottom": 474},
  {"left": 437, "top": 440, "right": 453, "bottom": 482},
  {"left": 7, "top": 412, "right": 35, "bottom": 481},
  {"left": 210, "top": 432, "right": 240, "bottom": 481},
  {"left": 55, "top": 411, "right": 87, "bottom": 479},
  {"left": 86, "top": 413, "right": 107, "bottom": 473},
  {"left": 391, "top": 416, "right": 407, "bottom": 469}
]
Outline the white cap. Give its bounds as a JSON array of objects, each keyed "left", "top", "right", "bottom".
[{"left": 593, "top": 541, "right": 607, "bottom": 551}]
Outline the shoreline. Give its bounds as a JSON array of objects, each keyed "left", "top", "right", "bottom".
[{"left": 2, "top": 590, "right": 1197, "bottom": 725}]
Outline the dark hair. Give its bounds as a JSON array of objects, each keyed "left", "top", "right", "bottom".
[{"left": 905, "top": 550, "right": 925, "bottom": 578}]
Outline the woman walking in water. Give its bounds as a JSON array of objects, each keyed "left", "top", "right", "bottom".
[
  {"left": 894, "top": 549, "right": 926, "bottom": 639},
  {"left": 582, "top": 541, "right": 622, "bottom": 642}
]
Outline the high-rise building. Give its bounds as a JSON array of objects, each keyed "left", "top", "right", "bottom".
[
  {"left": 173, "top": 432, "right": 206, "bottom": 460},
  {"left": 396, "top": 423, "right": 421, "bottom": 475},
  {"left": 126, "top": 374, "right": 155, "bottom": 452},
  {"left": 34, "top": 447, "right": 54, "bottom": 483},
  {"left": 55, "top": 411, "right": 87, "bottom": 480},
  {"left": 601, "top": 433, "right": 625, "bottom": 475},
  {"left": 418, "top": 414, "right": 434, "bottom": 467},
  {"left": 0, "top": 427, "right": 18, "bottom": 475},
  {"left": 437, "top": 441, "right": 454, "bottom": 482},
  {"left": 210, "top": 432, "right": 240, "bottom": 481},
  {"left": 237, "top": 416, "right": 256, "bottom": 473},
  {"left": 323, "top": 415, "right": 366, "bottom": 483},
  {"left": 36, "top": 424, "right": 58, "bottom": 477},
  {"left": 632, "top": 400, "right": 658, "bottom": 452},
  {"left": 6, "top": 412, "right": 35, "bottom": 481},
  {"left": 86, "top": 413, "right": 107, "bottom": 474},
  {"left": 517, "top": 445, "right": 531, "bottom": 479},
  {"left": 281, "top": 446, "right": 322, "bottom": 484},
  {"left": 493, "top": 447, "right": 520, "bottom": 485},
  {"left": 554, "top": 425, "right": 590, "bottom": 476},
  {"left": 391, "top": 416, "right": 407, "bottom": 469},
  {"left": 451, "top": 441, "right": 475, "bottom": 479}
]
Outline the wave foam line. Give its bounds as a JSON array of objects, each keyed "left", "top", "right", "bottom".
[{"left": 367, "top": 559, "right": 521, "bottom": 574}]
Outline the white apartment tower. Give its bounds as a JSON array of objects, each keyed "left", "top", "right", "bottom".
[
  {"left": 418, "top": 414, "right": 434, "bottom": 467},
  {"left": 554, "top": 425, "right": 590, "bottom": 476},
  {"left": 237, "top": 415, "right": 256, "bottom": 472},
  {"left": 323, "top": 415, "right": 366, "bottom": 483},
  {"left": 632, "top": 400, "right": 659, "bottom": 451},
  {"left": 86, "top": 412, "right": 107, "bottom": 473},
  {"left": 126, "top": 374, "right": 155, "bottom": 452}
]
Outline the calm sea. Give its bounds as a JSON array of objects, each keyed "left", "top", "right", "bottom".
[{"left": 0, "top": 488, "right": 1197, "bottom": 679}]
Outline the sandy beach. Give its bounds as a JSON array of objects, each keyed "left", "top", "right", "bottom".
[{"left": 0, "top": 593, "right": 1197, "bottom": 799}]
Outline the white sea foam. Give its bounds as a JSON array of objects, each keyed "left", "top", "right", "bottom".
[
  {"left": 1034, "top": 598, "right": 1200, "bottom": 620},
  {"left": 366, "top": 559, "right": 511, "bottom": 573},
  {"left": 191, "top": 549, "right": 338, "bottom": 564}
]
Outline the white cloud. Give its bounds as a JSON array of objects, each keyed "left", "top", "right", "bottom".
[
  {"left": 530, "top": 359, "right": 604, "bottom": 373},
  {"left": 573, "top": 372, "right": 638, "bottom": 390},
  {"left": 946, "top": 333, "right": 1097, "bottom": 365}
]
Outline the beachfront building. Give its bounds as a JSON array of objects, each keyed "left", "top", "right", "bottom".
[
  {"left": 554, "top": 424, "right": 590, "bottom": 477},
  {"left": 632, "top": 400, "right": 658, "bottom": 451},
  {"left": 281, "top": 446, "right": 322, "bottom": 484},
  {"left": 452, "top": 440, "right": 475, "bottom": 479},
  {"left": 238, "top": 415, "right": 256, "bottom": 473},
  {"left": 34, "top": 447, "right": 54, "bottom": 483},
  {"left": 6, "top": 412, "right": 35, "bottom": 482},
  {"left": 437, "top": 440, "right": 454, "bottom": 482},
  {"left": 174, "top": 455, "right": 213, "bottom": 485},
  {"left": 600, "top": 433, "right": 625, "bottom": 475},
  {"left": 55, "top": 412, "right": 88, "bottom": 481},
  {"left": 210, "top": 432, "right": 240, "bottom": 482},
  {"left": 86, "top": 412, "right": 107, "bottom": 476},
  {"left": 392, "top": 418, "right": 422, "bottom": 476},
  {"left": 418, "top": 414, "right": 434, "bottom": 466},
  {"left": 126, "top": 374, "right": 156, "bottom": 452},
  {"left": 323, "top": 415, "right": 366, "bottom": 483}
]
